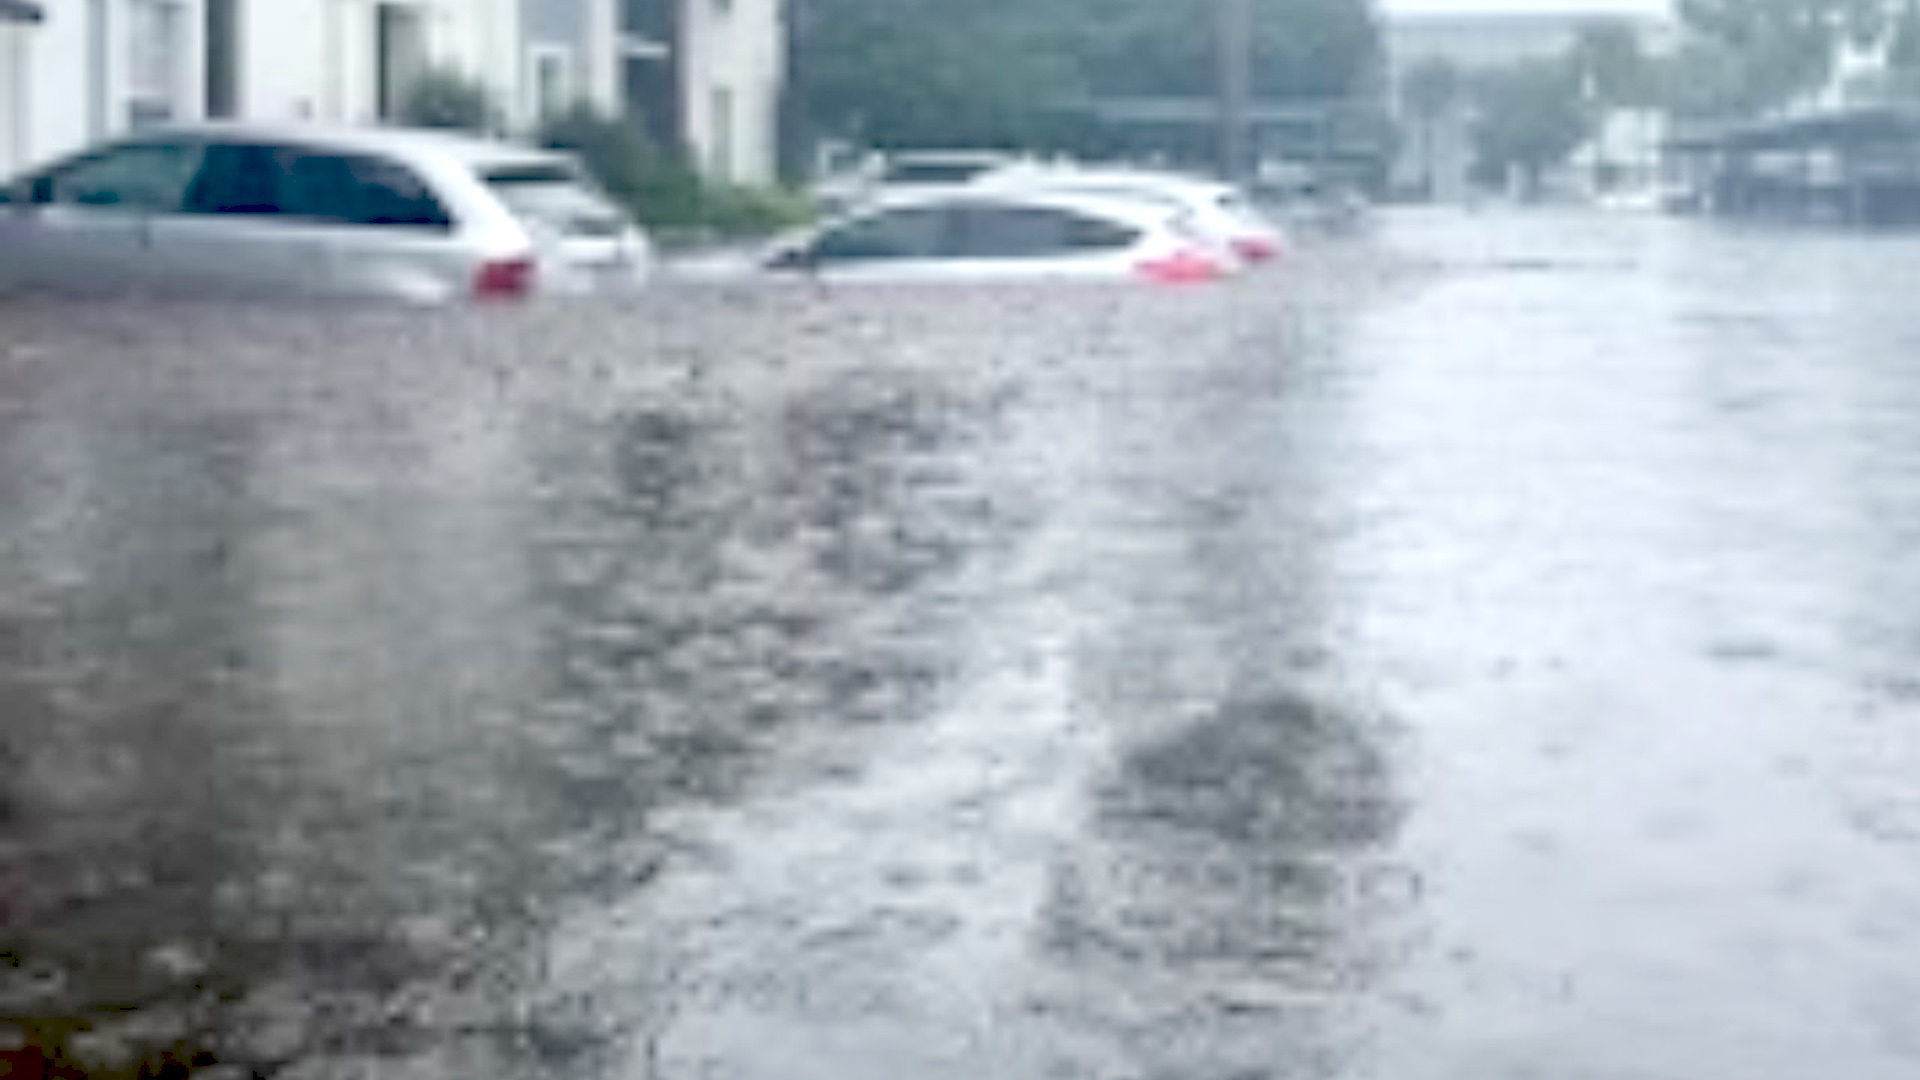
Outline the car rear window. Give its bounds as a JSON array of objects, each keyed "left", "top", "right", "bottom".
[
  {"left": 481, "top": 164, "right": 631, "bottom": 238},
  {"left": 882, "top": 161, "right": 999, "bottom": 185},
  {"left": 183, "top": 144, "right": 453, "bottom": 229}
]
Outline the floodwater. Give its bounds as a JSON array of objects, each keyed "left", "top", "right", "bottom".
[{"left": 6, "top": 209, "right": 1920, "bottom": 1079}]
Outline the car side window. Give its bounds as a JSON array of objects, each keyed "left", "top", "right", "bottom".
[
  {"left": 1061, "top": 211, "right": 1141, "bottom": 251},
  {"left": 183, "top": 144, "right": 452, "bottom": 229},
  {"left": 955, "top": 205, "right": 1133, "bottom": 258},
  {"left": 291, "top": 154, "right": 452, "bottom": 228},
  {"left": 36, "top": 143, "right": 201, "bottom": 212},
  {"left": 184, "top": 145, "right": 286, "bottom": 214},
  {"left": 811, "top": 207, "right": 950, "bottom": 262}
]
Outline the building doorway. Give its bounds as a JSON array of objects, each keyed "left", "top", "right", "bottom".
[
  {"left": 375, "top": 3, "right": 425, "bottom": 122},
  {"left": 205, "top": 0, "right": 239, "bottom": 118}
]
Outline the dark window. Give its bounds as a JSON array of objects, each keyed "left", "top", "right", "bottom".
[
  {"left": 204, "top": 0, "right": 240, "bottom": 119},
  {"left": 954, "top": 205, "right": 1138, "bottom": 259},
  {"left": 811, "top": 207, "right": 951, "bottom": 262},
  {"left": 36, "top": 143, "right": 200, "bottom": 211},
  {"left": 880, "top": 161, "right": 999, "bottom": 186},
  {"left": 183, "top": 144, "right": 451, "bottom": 228},
  {"left": 184, "top": 144, "right": 284, "bottom": 213},
  {"left": 483, "top": 166, "right": 628, "bottom": 238}
]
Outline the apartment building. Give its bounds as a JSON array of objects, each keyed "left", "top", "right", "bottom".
[
  {"left": 1, "top": 0, "right": 783, "bottom": 185},
  {"left": 529, "top": 0, "right": 785, "bottom": 183}
]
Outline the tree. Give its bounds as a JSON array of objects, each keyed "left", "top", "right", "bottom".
[
  {"left": 1673, "top": 0, "right": 1904, "bottom": 115},
  {"left": 396, "top": 68, "right": 501, "bottom": 134},
  {"left": 1568, "top": 18, "right": 1653, "bottom": 108},
  {"left": 787, "top": 0, "right": 1382, "bottom": 153},
  {"left": 1468, "top": 59, "right": 1588, "bottom": 198}
]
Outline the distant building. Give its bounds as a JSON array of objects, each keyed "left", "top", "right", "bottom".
[{"left": 1385, "top": 10, "right": 1677, "bottom": 200}]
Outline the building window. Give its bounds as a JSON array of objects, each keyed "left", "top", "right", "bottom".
[{"left": 126, "top": 0, "right": 185, "bottom": 128}]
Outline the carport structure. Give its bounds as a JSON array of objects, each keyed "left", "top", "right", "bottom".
[
  {"left": 1669, "top": 104, "right": 1920, "bottom": 224},
  {"left": 0, "top": 0, "right": 40, "bottom": 177}
]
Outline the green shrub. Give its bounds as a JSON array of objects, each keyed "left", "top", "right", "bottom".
[
  {"left": 397, "top": 68, "right": 501, "bottom": 134},
  {"left": 537, "top": 105, "right": 656, "bottom": 204},
  {"left": 536, "top": 104, "right": 815, "bottom": 238},
  {"left": 695, "top": 183, "right": 818, "bottom": 237}
]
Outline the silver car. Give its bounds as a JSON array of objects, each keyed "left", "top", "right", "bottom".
[{"left": 0, "top": 122, "right": 653, "bottom": 302}]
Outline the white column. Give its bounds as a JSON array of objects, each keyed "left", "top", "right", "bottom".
[
  {"left": 583, "top": 0, "right": 618, "bottom": 115},
  {"left": 0, "top": 25, "right": 21, "bottom": 175}
]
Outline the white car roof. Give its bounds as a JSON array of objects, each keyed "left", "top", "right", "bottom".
[{"left": 116, "top": 121, "right": 572, "bottom": 172}]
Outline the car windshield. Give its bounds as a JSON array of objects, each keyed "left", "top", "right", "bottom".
[
  {"left": 481, "top": 163, "right": 629, "bottom": 236},
  {"left": 882, "top": 160, "right": 1001, "bottom": 184}
]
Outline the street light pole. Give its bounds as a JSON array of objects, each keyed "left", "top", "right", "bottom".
[{"left": 1217, "top": 0, "right": 1253, "bottom": 182}]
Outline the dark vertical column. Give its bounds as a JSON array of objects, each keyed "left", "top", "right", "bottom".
[
  {"left": 205, "top": 0, "right": 239, "bottom": 118},
  {"left": 1217, "top": 0, "right": 1251, "bottom": 183}
]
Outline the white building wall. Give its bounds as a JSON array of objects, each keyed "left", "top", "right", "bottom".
[
  {"left": 244, "top": 0, "right": 519, "bottom": 126},
  {"left": 14, "top": 0, "right": 206, "bottom": 172},
  {"left": 516, "top": 0, "right": 618, "bottom": 129},
  {"left": 237, "top": 0, "right": 330, "bottom": 120},
  {"left": 1, "top": 22, "right": 29, "bottom": 175},
  {"left": 7, "top": 0, "right": 519, "bottom": 177},
  {"left": 679, "top": 0, "right": 780, "bottom": 184}
]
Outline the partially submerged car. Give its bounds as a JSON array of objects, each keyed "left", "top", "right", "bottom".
[
  {"left": 756, "top": 187, "right": 1237, "bottom": 285},
  {"left": 0, "top": 122, "right": 653, "bottom": 302},
  {"left": 978, "top": 168, "right": 1286, "bottom": 266}
]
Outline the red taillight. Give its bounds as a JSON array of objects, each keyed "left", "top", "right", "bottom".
[
  {"left": 1233, "top": 236, "right": 1280, "bottom": 262},
  {"left": 474, "top": 257, "right": 536, "bottom": 299},
  {"left": 1136, "top": 248, "right": 1226, "bottom": 285}
]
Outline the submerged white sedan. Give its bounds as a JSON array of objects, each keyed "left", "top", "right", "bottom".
[{"left": 716, "top": 187, "right": 1238, "bottom": 286}]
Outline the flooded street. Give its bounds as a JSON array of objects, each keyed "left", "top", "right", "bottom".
[{"left": 8, "top": 209, "right": 1920, "bottom": 1079}]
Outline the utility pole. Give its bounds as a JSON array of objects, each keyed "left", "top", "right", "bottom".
[{"left": 1217, "top": 0, "right": 1253, "bottom": 182}]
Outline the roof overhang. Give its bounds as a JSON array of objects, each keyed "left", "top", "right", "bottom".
[
  {"left": 1668, "top": 105, "right": 1920, "bottom": 154},
  {"left": 0, "top": 0, "right": 43, "bottom": 24}
]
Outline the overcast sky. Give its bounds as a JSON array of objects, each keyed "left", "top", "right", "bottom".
[{"left": 1380, "top": 0, "right": 1672, "bottom": 15}]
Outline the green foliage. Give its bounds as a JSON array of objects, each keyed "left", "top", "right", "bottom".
[
  {"left": 537, "top": 104, "right": 662, "bottom": 207},
  {"left": 1401, "top": 57, "right": 1464, "bottom": 122},
  {"left": 397, "top": 68, "right": 501, "bottom": 134},
  {"left": 1468, "top": 59, "right": 1590, "bottom": 197},
  {"left": 1568, "top": 17, "right": 1654, "bottom": 107},
  {"left": 1671, "top": 0, "right": 1912, "bottom": 116},
  {"left": 789, "top": 0, "right": 1382, "bottom": 152},
  {"left": 695, "top": 184, "right": 819, "bottom": 237},
  {"left": 536, "top": 104, "right": 812, "bottom": 237}
]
